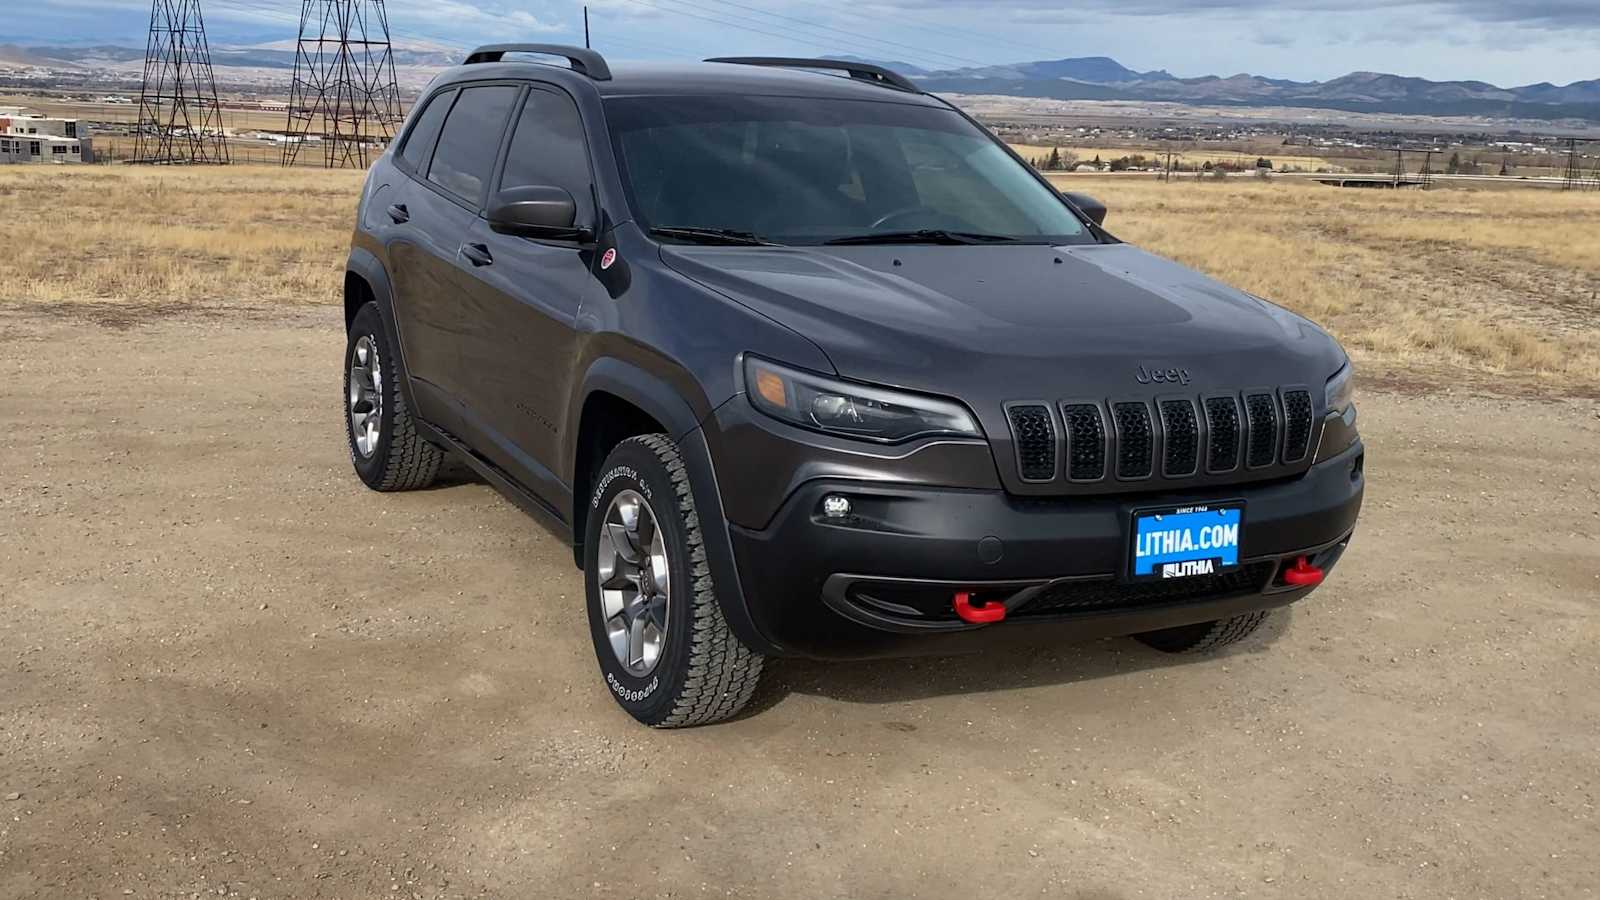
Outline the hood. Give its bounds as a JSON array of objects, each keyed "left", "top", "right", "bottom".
[{"left": 661, "top": 242, "right": 1344, "bottom": 405}]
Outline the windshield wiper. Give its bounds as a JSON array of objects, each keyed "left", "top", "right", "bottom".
[
  {"left": 650, "top": 226, "right": 780, "bottom": 246},
  {"left": 824, "top": 229, "right": 1023, "bottom": 246}
]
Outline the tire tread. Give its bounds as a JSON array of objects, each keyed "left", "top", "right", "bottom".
[{"left": 628, "top": 434, "right": 763, "bottom": 728}]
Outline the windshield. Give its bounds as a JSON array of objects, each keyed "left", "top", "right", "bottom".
[{"left": 603, "top": 94, "right": 1092, "bottom": 246}]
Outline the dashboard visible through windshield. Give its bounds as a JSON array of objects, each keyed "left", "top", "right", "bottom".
[{"left": 603, "top": 94, "right": 1094, "bottom": 246}]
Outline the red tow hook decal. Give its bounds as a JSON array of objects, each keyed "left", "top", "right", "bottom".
[
  {"left": 1282, "top": 556, "right": 1325, "bottom": 587},
  {"left": 953, "top": 592, "right": 1007, "bottom": 625}
]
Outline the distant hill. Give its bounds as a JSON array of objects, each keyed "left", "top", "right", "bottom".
[{"left": 911, "top": 58, "right": 1600, "bottom": 121}]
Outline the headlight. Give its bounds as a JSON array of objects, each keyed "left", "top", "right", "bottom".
[
  {"left": 1325, "top": 362, "right": 1355, "bottom": 416},
  {"left": 744, "top": 356, "right": 982, "bottom": 443}
]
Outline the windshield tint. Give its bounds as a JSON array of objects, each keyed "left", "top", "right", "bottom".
[{"left": 604, "top": 95, "right": 1091, "bottom": 245}]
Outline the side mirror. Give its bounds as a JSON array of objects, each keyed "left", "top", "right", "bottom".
[
  {"left": 488, "top": 185, "right": 592, "bottom": 241},
  {"left": 1062, "top": 191, "right": 1107, "bottom": 227}
]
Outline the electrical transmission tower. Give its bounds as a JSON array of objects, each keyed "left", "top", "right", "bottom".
[
  {"left": 134, "top": 0, "right": 230, "bottom": 164},
  {"left": 282, "top": 0, "right": 402, "bottom": 168}
]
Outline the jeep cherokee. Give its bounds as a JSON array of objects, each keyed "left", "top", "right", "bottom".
[{"left": 342, "top": 45, "right": 1364, "bottom": 727}]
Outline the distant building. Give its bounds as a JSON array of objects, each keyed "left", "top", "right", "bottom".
[{"left": 0, "top": 110, "right": 92, "bottom": 163}]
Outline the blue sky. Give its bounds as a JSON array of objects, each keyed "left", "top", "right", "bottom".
[{"left": 11, "top": 0, "right": 1600, "bottom": 87}]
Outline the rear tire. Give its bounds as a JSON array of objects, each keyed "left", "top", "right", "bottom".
[
  {"left": 1134, "top": 610, "right": 1271, "bottom": 654},
  {"left": 584, "top": 434, "right": 763, "bottom": 727},
  {"left": 344, "top": 301, "right": 443, "bottom": 491}
]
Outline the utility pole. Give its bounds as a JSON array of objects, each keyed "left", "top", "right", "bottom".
[
  {"left": 282, "top": 0, "right": 403, "bottom": 168},
  {"left": 134, "top": 0, "right": 230, "bottom": 164}
]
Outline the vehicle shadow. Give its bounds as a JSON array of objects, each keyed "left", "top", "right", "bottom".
[{"left": 746, "top": 609, "right": 1291, "bottom": 711}]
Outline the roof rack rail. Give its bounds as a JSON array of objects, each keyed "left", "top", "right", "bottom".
[
  {"left": 704, "top": 57, "right": 920, "bottom": 93},
  {"left": 463, "top": 44, "right": 612, "bottom": 81}
]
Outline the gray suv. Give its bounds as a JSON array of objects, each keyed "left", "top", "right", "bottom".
[{"left": 342, "top": 45, "right": 1364, "bottom": 727}]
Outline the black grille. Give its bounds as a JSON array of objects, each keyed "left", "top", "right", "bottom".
[
  {"left": 1159, "top": 400, "right": 1199, "bottom": 477},
  {"left": 1244, "top": 392, "right": 1278, "bottom": 468},
  {"left": 1017, "top": 562, "right": 1275, "bottom": 618},
  {"left": 1281, "top": 390, "right": 1313, "bottom": 463},
  {"left": 1060, "top": 403, "right": 1106, "bottom": 481},
  {"left": 1006, "top": 405, "right": 1056, "bottom": 482},
  {"left": 1112, "top": 402, "right": 1154, "bottom": 479},
  {"left": 1204, "top": 396, "right": 1241, "bottom": 473},
  {"left": 1008, "top": 388, "right": 1308, "bottom": 488}
]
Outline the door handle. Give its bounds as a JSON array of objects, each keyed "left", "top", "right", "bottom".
[
  {"left": 459, "top": 243, "right": 494, "bottom": 267},
  {"left": 386, "top": 203, "right": 409, "bottom": 224}
]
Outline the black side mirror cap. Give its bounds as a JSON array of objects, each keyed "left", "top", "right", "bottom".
[
  {"left": 1062, "top": 191, "right": 1107, "bottom": 227},
  {"left": 488, "top": 185, "right": 593, "bottom": 241}
]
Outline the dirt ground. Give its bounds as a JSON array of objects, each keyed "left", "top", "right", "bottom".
[{"left": 2, "top": 305, "right": 1598, "bottom": 899}]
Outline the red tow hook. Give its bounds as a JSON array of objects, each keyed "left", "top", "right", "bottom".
[
  {"left": 1281, "top": 556, "right": 1325, "bottom": 587},
  {"left": 953, "top": 592, "right": 1007, "bottom": 625}
]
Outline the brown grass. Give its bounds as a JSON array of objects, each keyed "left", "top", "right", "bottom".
[
  {"left": 0, "top": 164, "right": 363, "bottom": 306},
  {"left": 4, "top": 164, "right": 1598, "bottom": 388},
  {"left": 1047, "top": 174, "right": 1600, "bottom": 384}
]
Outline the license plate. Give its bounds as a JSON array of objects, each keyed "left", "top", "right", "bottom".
[{"left": 1130, "top": 503, "right": 1243, "bottom": 580}]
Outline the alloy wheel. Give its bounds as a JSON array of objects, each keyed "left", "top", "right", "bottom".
[
  {"left": 348, "top": 334, "right": 383, "bottom": 458},
  {"left": 595, "top": 489, "right": 671, "bottom": 676}
]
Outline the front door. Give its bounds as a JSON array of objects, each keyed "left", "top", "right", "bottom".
[{"left": 455, "top": 85, "right": 600, "bottom": 506}]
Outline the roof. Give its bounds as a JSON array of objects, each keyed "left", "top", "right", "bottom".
[{"left": 434, "top": 59, "right": 946, "bottom": 107}]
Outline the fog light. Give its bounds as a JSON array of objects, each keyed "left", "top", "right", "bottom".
[{"left": 821, "top": 494, "right": 852, "bottom": 519}]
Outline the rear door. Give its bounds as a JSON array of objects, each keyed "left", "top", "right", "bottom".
[
  {"left": 454, "top": 84, "right": 600, "bottom": 502},
  {"left": 387, "top": 83, "right": 520, "bottom": 428},
  {"left": 382, "top": 86, "right": 458, "bottom": 421}
]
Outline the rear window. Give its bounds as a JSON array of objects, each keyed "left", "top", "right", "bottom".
[
  {"left": 397, "top": 89, "right": 454, "bottom": 173},
  {"left": 426, "top": 85, "right": 519, "bottom": 205}
]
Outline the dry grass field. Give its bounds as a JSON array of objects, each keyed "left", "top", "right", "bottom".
[{"left": 3, "top": 164, "right": 1597, "bottom": 390}]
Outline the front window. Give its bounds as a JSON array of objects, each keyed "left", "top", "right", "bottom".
[{"left": 604, "top": 94, "right": 1091, "bottom": 245}]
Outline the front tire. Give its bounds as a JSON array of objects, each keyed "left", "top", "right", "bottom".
[
  {"left": 1134, "top": 610, "right": 1271, "bottom": 654},
  {"left": 584, "top": 435, "right": 763, "bottom": 727},
  {"left": 344, "top": 301, "right": 443, "bottom": 491}
]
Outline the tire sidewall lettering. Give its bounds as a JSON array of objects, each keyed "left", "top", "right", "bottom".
[
  {"left": 607, "top": 672, "right": 659, "bottom": 703},
  {"left": 592, "top": 464, "right": 652, "bottom": 509}
]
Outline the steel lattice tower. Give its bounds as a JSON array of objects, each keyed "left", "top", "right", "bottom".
[
  {"left": 134, "top": 0, "right": 230, "bottom": 164},
  {"left": 282, "top": 0, "right": 402, "bottom": 168}
]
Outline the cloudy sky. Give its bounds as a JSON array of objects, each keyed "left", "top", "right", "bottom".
[{"left": 12, "top": 0, "right": 1600, "bottom": 87}]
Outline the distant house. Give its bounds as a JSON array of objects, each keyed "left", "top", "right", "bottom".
[
  {"left": 0, "top": 110, "right": 91, "bottom": 163},
  {"left": 258, "top": 100, "right": 289, "bottom": 112}
]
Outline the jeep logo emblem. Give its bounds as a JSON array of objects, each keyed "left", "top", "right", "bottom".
[{"left": 1136, "top": 364, "right": 1191, "bottom": 386}]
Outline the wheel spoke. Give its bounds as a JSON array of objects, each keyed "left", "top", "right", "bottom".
[
  {"left": 645, "top": 593, "right": 668, "bottom": 632},
  {"left": 627, "top": 614, "right": 648, "bottom": 668},
  {"left": 606, "top": 521, "right": 641, "bottom": 564}
]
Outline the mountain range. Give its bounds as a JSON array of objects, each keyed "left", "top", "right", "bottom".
[
  {"left": 834, "top": 54, "right": 1600, "bottom": 121},
  {"left": 6, "top": 41, "right": 1599, "bottom": 122}
]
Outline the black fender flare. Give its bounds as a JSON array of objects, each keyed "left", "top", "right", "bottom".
[
  {"left": 345, "top": 248, "right": 428, "bottom": 425},
  {"left": 572, "top": 358, "right": 782, "bottom": 656}
]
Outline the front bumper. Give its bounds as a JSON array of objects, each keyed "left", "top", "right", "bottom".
[{"left": 725, "top": 440, "right": 1364, "bottom": 659}]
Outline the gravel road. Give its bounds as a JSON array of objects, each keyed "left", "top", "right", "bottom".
[{"left": 3, "top": 307, "right": 1597, "bottom": 899}]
